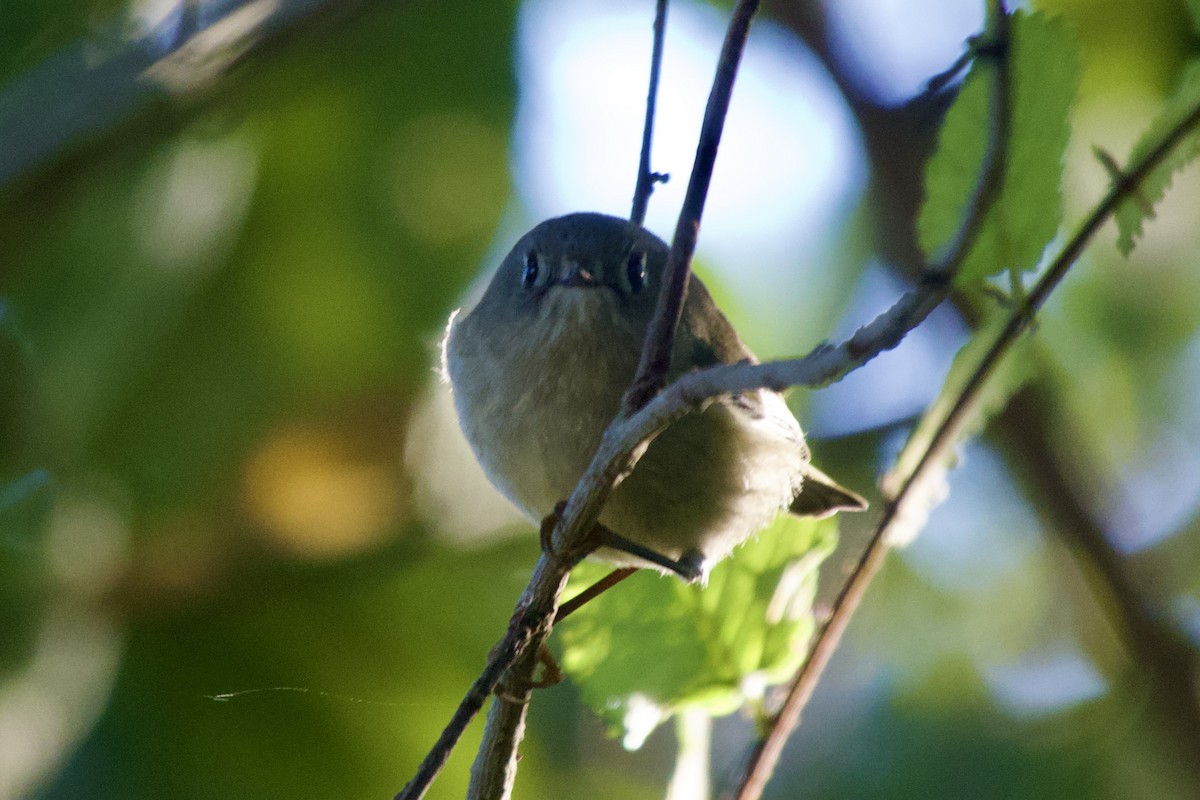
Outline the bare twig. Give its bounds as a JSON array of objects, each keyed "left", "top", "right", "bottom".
[
  {"left": 726, "top": 17, "right": 1200, "bottom": 800},
  {"left": 630, "top": 0, "right": 670, "bottom": 225},
  {"left": 622, "top": 0, "right": 761, "bottom": 414},
  {"left": 555, "top": 567, "right": 638, "bottom": 623},
  {"left": 395, "top": 552, "right": 580, "bottom": 800}
]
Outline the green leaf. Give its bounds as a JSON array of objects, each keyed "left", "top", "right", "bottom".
[
  {"left": 1189, "top": 0, "right": 1200, "bottom": 33},
  {"left": 555, "top": 513, "right": 837, "bottom": 747},
  {"left": 1114, "top": 61, "right": 1200, "bottom": 256},
  {"left": 919, "top": 11, "right": 1080, "bottom": 284}
]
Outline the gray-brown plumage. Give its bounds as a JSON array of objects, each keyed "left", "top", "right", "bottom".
[{"left": 443, "top": 212, "right": 864, "bottom": 580}]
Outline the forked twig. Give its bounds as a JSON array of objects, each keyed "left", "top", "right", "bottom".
[
  {"left": 622, "top": 0, "right": 762, "bottom": 414},
  {"left": 630, "top": 0, "right": 670, "bottom": 225}
]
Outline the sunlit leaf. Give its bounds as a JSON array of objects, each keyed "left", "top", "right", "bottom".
[
  {"left": 555, "top": 513, "right": 837, "bottom": 746},
  {"left": 1114, "top": 61, "right": 1200, "bottom": 257},
  {"left": 919, "top": 11, "right": 1080, "bottom": 284}
]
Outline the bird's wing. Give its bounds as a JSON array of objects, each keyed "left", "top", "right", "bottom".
[
  {"left": 673, "top": 274, "right": 756, "bottom": 373},
  {"left": 680, "top": 276, "right": 868, "bottom": 518}
]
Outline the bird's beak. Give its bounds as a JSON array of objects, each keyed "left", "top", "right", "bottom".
[{"left": 556, "top": 262, "right": 599, "bottom": 288}]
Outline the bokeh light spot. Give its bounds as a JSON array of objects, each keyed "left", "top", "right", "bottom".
[
  {"left": 134, "top": 132, "right": 258, "bottom": 272},
  {"left": 244, "top": 426, "right": 401, "bottom": 558}
]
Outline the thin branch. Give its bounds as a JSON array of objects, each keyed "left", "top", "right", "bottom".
[
  {"left": 393, "top": 614, "right": 537, "bottom": 800},
  {"left": 395, "top": 553, "right": 579, "bottom": 800},
  {"left": 726, "top": 4, "right": 1012, "bottom": 795},
  {"left": 622, "top": 0, "right": 761, "bottom": 414},
  {"left": 630, "top": 0, "right": 670, "bottom": 225},
  {"left": 727, "top": 19, "right": 1200, "bottom": 800},
  {"left": 555, "top": 567, "right": 638, "bottom": 623}
]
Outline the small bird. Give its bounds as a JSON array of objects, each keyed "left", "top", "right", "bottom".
[{"left": 443, "top": 212, "right": 865, "bottom": 581}]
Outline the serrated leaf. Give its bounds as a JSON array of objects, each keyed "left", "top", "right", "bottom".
[
  {"left": 919, "top": 11, "right": 1080, "bottom": 284},
  {"left": 1114, "top": 61, "right": 1200, "bottom": 256},
  {"left": 555, "top": 513, "right": 837, "bottom": 746}
]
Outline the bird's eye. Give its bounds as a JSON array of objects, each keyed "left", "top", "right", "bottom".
[
  {"left": 626, "top": 252, "right": 646, "bottom": 294},
  {"left": 522, "top": 252, "right": 539, "bottom": 289}
]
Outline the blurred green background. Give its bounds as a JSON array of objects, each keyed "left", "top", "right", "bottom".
[{"left": 3, "top": 1, "right": 1200, "bottom": 798}]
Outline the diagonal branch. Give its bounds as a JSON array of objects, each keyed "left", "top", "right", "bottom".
[
  {"left": 725, "top": 19, "right": 1200, "bottom": 800},
  {"left": 723, "top": 3, "right": 1015, "bottom": 795}
]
